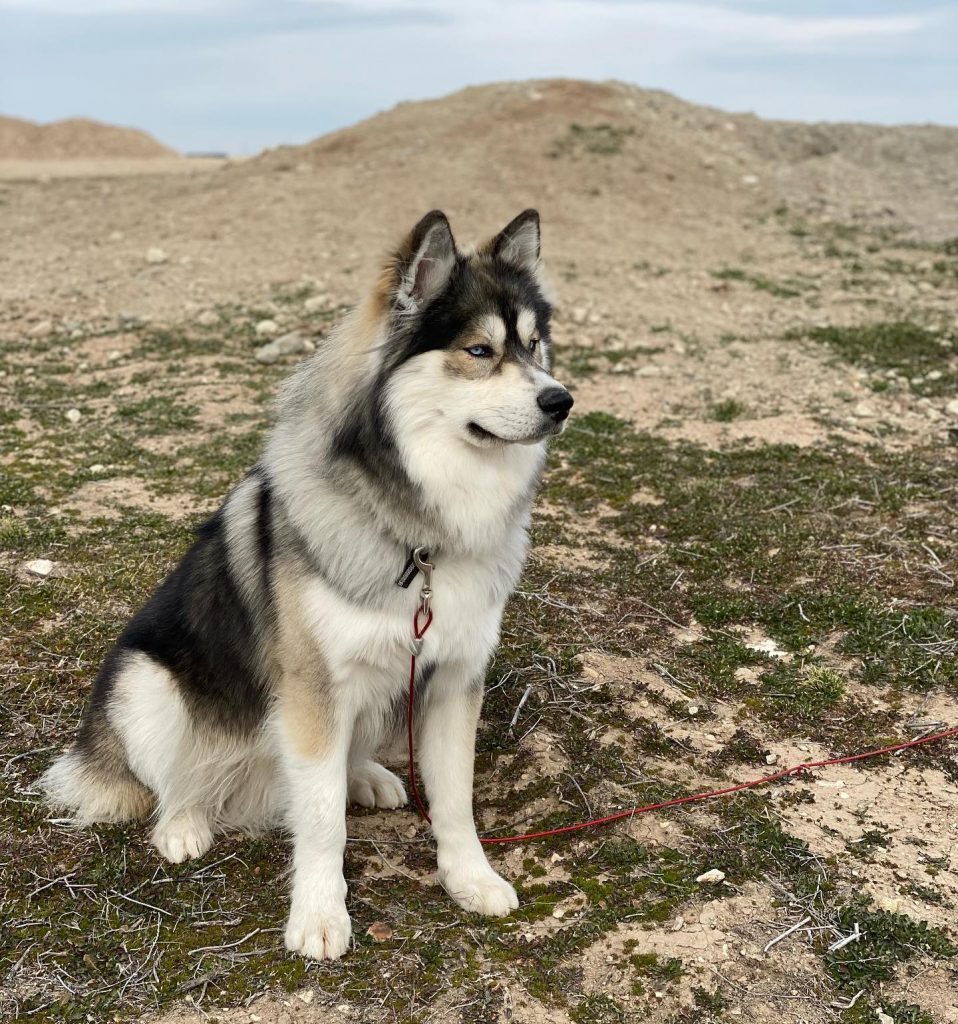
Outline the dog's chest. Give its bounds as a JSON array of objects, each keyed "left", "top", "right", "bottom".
[{"left": 297, "top": 546, "right": 521, "bottom": 683}]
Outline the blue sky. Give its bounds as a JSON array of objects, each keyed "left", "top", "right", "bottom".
[{"left": 1, "top": 0, "right": 955, "bottom": 154}]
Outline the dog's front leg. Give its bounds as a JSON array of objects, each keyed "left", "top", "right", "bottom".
[
  {"left": 418, "top": 664, "right": 518, "bottom": 916},
  {"left": 277, "top": 689, "right": 353, "bottom": 960}
]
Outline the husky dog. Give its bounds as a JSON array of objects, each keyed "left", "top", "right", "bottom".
[{"left": 41, "top": 209, "right": 573, "bottom": 960}]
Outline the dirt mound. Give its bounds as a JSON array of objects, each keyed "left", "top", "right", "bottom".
[{"left": 0, "top": 114, "right": 177, "bottom": 159}]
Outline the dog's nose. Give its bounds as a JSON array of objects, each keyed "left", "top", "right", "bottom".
[{"left": 537, "top": 386, "right": 574, "bottom": 422}]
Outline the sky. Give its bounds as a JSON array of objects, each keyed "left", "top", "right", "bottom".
[{"left": 1, "top": 0, "right": 955, "bottom": 155}]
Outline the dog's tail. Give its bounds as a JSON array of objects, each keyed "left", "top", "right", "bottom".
[{"left": 41, "top": 708, "right": 152, "bottom": 825}]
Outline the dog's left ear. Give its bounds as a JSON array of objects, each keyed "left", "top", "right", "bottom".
[{"left": 488, "top": 209, "right": 541, "bottom": 273}]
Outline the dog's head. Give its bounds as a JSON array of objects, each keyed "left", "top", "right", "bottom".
[{"left": 375, "top": 209, "right": 572, "bottom": 448}]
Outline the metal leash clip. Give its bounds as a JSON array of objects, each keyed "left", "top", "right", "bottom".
[{"left": 413, "top": 547, "right": 433, "bottom": 617}]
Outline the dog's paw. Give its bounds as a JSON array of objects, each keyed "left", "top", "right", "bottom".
[
  {"left": 152, "top": 809, "right": 214, "bottom": 864},
  {"left": 440, "top": 865, "right": 519, "bottom": 917},
  {"left": 285, "top": 900, "right": 352, "bottom": 961},
  {"left": 348, "top": 761, "right": 407, "bottom": 810}
]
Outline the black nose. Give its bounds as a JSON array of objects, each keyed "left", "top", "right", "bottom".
[{"left": 537, "top": 386, "right": 574, "bottom": 421}]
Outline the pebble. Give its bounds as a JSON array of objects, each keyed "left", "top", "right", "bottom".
[
  {"left": 65, "top": 408, "right": 82, "bottom": 424},
  {"left": 89, "top": 463, "right": 105, "bottom": 473},
  {"left": 296, "top": 990, "right": 315, "bottom": 1005},
  {"left": 303, "top": 295, "right": 328, "bottom": 312},
  {"left": 741, "top": 174, "right": 759, "bottom": 186},
  {"left": 28, "top": 320, "right": 53, "bottom": 338},
  {"left": 24, "top": 558, "right": 54, "bottom": 578},
  {"left": 852, "top": 401, "right": 874, "bottom": 418},
  {"left": 877, "top": 1010, "right": 895, "bottom": 1024},
  {"left": 946, "top": 398, "right": 958, "bottom": 417},
  {"left": 197, "top": 310, "right": 220, "bottom": 327},
  {"left": 255, "top": 319, "right": 280, "bottom": 337},
  {"left": 696, "top": 868, "right": 726, "bottom": 885},
  {"left": 365, "top": 921, "right": 393, "bottom": 942},
  {"left": 570, "top": 306, "right": 588, "bottom": 325},
  {"left": 255, "top": 332, "right": 315, "bottom": 364},
  {"left": 145, "top": 247, "right": 168, "bottom": 265}
]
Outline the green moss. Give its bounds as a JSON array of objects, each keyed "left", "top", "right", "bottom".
[{"left": 788, "top": 322, "right": 956, "bottom": 396}]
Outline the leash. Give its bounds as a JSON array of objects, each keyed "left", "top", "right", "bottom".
[{"left": 403, "top": 555, "right": 958, "bottom": 845}]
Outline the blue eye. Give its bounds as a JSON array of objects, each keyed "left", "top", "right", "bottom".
[{"left": 466, "top": 345, "right": 493, "bottom": 358}]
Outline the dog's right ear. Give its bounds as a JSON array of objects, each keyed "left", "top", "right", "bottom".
[{"left": 386, "top": 210, "right": 457, "bottom": 312}]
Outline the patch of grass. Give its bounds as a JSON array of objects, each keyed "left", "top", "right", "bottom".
[
  {"left": 548, "top": 123, "right": 635, "bottom": 158},
  {"left": 824, "top": 902, "right": 957, "bottom": 993},
  {"left": 712, "top": 267, "right": 803, "bottom": 299},
  {"left": 788, "top": 322, "right": 956, "bottom": 396},
  {"left": 708, "top": 398, "right": 747, "bottom": 422}
]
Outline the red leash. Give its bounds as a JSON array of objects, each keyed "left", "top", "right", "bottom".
[{"left": 405, "top": 608, "right": 958, "bottom": 845}]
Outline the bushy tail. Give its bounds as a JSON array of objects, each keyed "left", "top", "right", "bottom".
[{"left": 41, "top": 742, "right": 152, "bottom": 825}]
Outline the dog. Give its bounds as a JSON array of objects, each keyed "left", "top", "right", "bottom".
[{"left": 41, "top": 209, "right": 573, "bottom": 960}]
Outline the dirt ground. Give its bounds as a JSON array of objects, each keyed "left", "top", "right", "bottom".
[{"left": 1, "top": 80, "right": 957, "bottom": 1024}]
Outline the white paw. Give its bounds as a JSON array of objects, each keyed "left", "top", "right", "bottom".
[
  {"left": 440, "top": 865, "right": 519, "bottom": 917},
  {"left": 348, "top": 761, "right": 407, "bottom": 810},
  {"left": 285, "top": 899, "right": 352, "bottom": 961},
  {"left": 152, "top": 809, "right": 214, "bottom": 864}
]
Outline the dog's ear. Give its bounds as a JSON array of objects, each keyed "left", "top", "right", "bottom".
[
  {"left": 488, "top": 209, "right": 540, "bottom": 272},
  {"left": 390, "top": 210, "right": 456, "bottom": 311}
]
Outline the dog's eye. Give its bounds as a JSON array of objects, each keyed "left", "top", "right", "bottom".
[
  {"left": 529, "top": 333, "right": 541, "bottom": 352},
  {"left": 466, "top": 345, "right": 493, "bottom": 358}
]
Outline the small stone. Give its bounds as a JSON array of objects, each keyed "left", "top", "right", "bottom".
[
  {"left": 197, "top": 310, "right": 219, "bottom": 327},
  {"left": 765, "top": 753, "right": 778, "bottom": 765},
  {"left": 552, "top": 906, "right": 566, "bottom": 919},
  {"left": 296, "top": 990, "right": 315, "bottom": 1005},
  {"left": 255, "top": 319, "right": 280, "bottom": 337},
  {"left": 696, "top": 869, "right": 726, "bottom": 885},
  {"left": 28, "top": 320, "right": 53, "bottom": 338},
  {"left": 852, "top": 401, "right": 874, "bottom": 418},
  {"left": 145, "top": 247, "right": 168, "bottom": 265},
  {"left": 877, "top": 1011, "right": 895, "bottom": 1024},
  {"left": 89, "top": 463, "right": 105, "bottom": 473},
  {"left": 687, "top": 705, "right": 700, "bottom": 716},
  {"left": 303, "top": 295, "right": 328, "bottom": 312},
  {"left": 108, "top": 230, "right": 124, "bottom": 241},
  {"left": 24, "top": 558, "right": 54, "bottom": 578},
  {"left": 945, "top": 398, "right": 958, "bottom": 416},
  {"left": 741, "top": 174, "right": 759, "bottom": 186},
  {"left": 65, "top": 408, "right": 82, "bottom": 424},
  {"left": 570, "top": 306, "right": 587, "bottom": 325},
  {"left": 366, "top": 921, "right": 393, "bottom": 943}
]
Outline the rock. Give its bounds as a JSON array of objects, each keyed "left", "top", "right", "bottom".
[
  {"left": 696, "top": 869, "right": 726, "bottom": 885},
  {"left": 65, "top": 408, "right": 82, "bottom": 424},
  {"left": 946, "top": 398, "right": 958, "bottom": 417},
  {"left": 926, "top": 370, "right": 943, "bottom": 381},
  {"left": 197, "top": 310, "right": 220, "bottom": 327},
  {"left": 255, "top": 332, "right": 313, "bottom": 363},
  {"left": 89, "top": 463, "right": 105, "bottom": 473},
  {"left": 877, "top": 1011, "right": 895, "bottom": 1024},
  {"left": 145, "top": 247, "right": 168, "bottom": 265},
  {"left": 852, "top": 401, "right": 874, "bottom": 418},
  {"left": 365, "top": 921, "right": 393, "bottom": 943},
  {"left": 24, "top": 558, "right": 54, "bottom": 578},
  {"left": 108, "top": 230, "right": 124, "bottom": 241},
  {"left": 570, "top": 306, "right": 588, "bottom": 325},
  {"left": 255, "top": 319, "right": 280, "bottom": 337},
  {"left": 303, "top": 295, "right": 328, "bottom": 313},
  {"left": 741, "top": 174, "right": 759, "bottom": 186},
  {"left": 687, "top": 705, "right": 700, "bottom": 716},
  {"left": 28, "top": 320, "right": 53, "bottom": 338}
]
